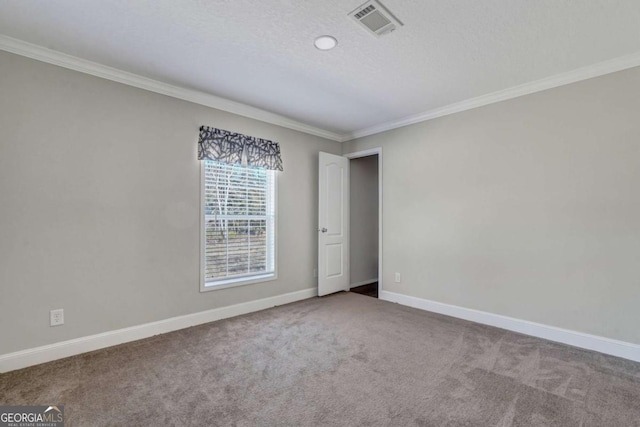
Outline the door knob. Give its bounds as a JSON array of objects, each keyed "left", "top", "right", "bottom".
[{"left": 320, "top": 227, "right": 327, "bottom": 233}]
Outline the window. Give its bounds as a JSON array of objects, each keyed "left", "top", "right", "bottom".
[{"left": 201, "top": 160, "right": 276, "bottom": 290}]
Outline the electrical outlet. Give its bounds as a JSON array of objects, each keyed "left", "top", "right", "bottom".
[
  {"left": 394, "top": 272, "right": 401, "bottom": 283},
  {"left": 50, "top": 309, "right": 64, "bottom": 327}
]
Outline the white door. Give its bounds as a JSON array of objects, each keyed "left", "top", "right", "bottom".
[{"left": 318, "top": 152, "right": 350, "bottom": 296}]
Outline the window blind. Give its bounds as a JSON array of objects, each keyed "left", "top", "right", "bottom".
[{"left": 203, "top": 160, "right": 275, "bottom": 283}]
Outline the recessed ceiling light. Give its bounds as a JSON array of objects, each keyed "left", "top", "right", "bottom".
[{"left": 314, "top": 35, "right": 338, "bottom": 51}]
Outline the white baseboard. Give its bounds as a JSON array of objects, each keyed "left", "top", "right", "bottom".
[
  {"left": 0, "top": 288, "right": 317, "bottom": 373},
  {"left": 380, "top": 290, "right": 640, "bottom": 363},
  {"left": 349, "top": 279, "right": 378, "bottom": 288}
]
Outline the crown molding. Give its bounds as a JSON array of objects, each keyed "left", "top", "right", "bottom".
[
  {"left": 4, "top": 35, "right": 640, "bottom": 144},
  {"left": 344, "top": 51, "right": 640, "bottom": 141},
  {"left": 0, "top": 35, "right": 344, "bottom": 142}
]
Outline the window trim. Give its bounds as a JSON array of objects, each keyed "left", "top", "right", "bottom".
[{"left": 199, "top": 161, "right": 278, "bottom": 293}]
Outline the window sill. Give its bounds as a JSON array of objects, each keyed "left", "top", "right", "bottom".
[{"left": 200, "top": 273, "right": 277, "bottom": 292}]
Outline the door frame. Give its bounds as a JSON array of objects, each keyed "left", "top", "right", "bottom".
[{"left": 344, "top": 147, "right": 383, "bottom": 297}]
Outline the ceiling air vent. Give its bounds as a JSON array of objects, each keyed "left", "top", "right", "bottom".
[{"left": 348, "top": 0, "right": 403, "bottom": 37}]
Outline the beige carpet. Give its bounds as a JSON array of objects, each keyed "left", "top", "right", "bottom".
[{"left": 2, "top": 292, "right": 640, "bottom": 426}]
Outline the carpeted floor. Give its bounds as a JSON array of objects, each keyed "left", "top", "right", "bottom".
[{"left": 2, "top": 292, "right": 640, "bottom": 426}]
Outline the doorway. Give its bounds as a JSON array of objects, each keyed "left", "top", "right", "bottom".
[
  {"left": 317, "top": 148, "right": 382, "bottom": 298},
  {"left": 346, "top": 149, "right": 381, "bottom": 299}
]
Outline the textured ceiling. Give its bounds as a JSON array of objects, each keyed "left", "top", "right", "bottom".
[{"left": 1, "top": 1, "right": 640, "bottom": 137}]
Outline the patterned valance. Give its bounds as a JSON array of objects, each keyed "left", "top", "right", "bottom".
[{"left": 198, "top": 126, "right": 283, "bottom": 171}]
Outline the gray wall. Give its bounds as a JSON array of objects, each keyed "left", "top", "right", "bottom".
[
  {"left": 349, "top": 155, "right": 378, "bottom": 285},
  {"left": 343, "top": 66, "right": 640, "bottom": 345},
  {"left": 0, "top": 51, "right": 341, "bottom": 355}
]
